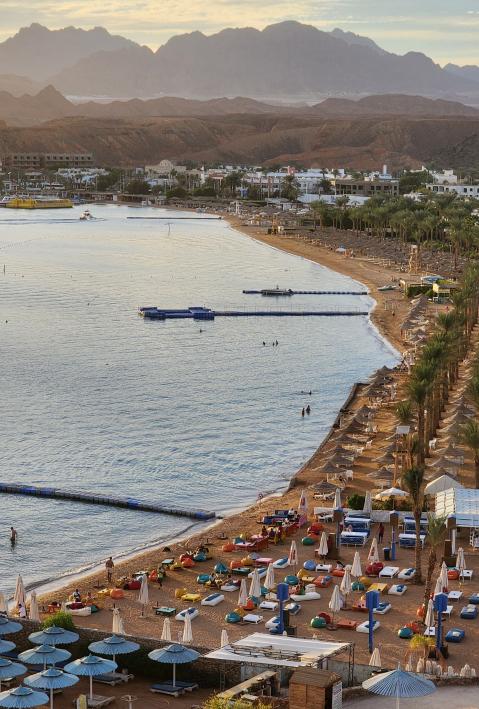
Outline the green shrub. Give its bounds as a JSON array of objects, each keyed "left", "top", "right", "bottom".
[
  {"left": 42, "top": 611, "right": 76, "bottom": 631},
  {"left": 347, "top": 493, "right": 365, "bottom": 510}
]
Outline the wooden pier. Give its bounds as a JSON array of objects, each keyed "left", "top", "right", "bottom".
[{"left": 139, "top": 306, "right": 369, "bottom": 321}]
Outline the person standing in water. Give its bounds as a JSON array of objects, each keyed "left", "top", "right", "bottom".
[{"left": 10, "top": 527, "right": 17, "bottom": 545}]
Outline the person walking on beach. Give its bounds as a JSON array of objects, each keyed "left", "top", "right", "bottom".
[
  {"left": 10, "top": 527, "right": 17, "bottom": 546},
  {"left": 301, "top": 408, "right": 305, "bottom": 417},
  {"left": 106, "top": 556, "right": 114, "bottom": 584},
  {"left": 377, "top": 522, "right": 385, "bottom": 544},
  {"left": 306, "top": 405, "right": 311, "bottom": 415}
]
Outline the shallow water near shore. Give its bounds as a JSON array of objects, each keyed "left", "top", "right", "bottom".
[{"left": 0, "top": 204, "right": 397, "bottom": 594}]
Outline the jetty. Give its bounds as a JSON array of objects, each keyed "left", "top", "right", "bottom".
[
  {"left": 0, "top": 482, "right": 215, "bottom": 521},
  {"left": 243, "top": 288, "right": 368, "bottom": 296},
  {"left": 139, "top": 306, "right": 369, "bottom": 320}
]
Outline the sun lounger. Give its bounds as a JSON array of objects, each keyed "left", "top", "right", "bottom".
[
  {"left": 201, "top": 593, "right": 224, "bottom": 606},
  {"left": 162, "top": 681, "right": 199, "bottom": 692},
  {"left": 340, "top": 531, "right": 368, "bottom": 546},
  {"left": 460, "top": 604, "right": 478, "bottom": 619},
  {"left": 175, "top": 607, "right": 199, "bottom": 621},
  {"left": 448, "top": 590, "right": 463, "bottom": 601},
  {"left": 442, "top": 605, "right": 453, "bottom": 618},
  {"left": 272, "top": 558, "right": 289, "bottom": 569},
  {"left": 285, "top": 602, "right": 301, "bottom": 615},
  {"left": 461, "top": 569, "right": 474, "bottom": 580},
  {"left": 368, "top": 583, "right": 388, "bottom": 594},
  {"left": 94, "top": 672, "right": 134, "bottom": 686},
  {"left": 398, "top": 568, "right": 416, "bottom": 580},
  {"left": 290, "top": 591, "right": 321, "bottom": 601},
  {"left": 243, "top": 614, "right": 263, "bottom": 624},
  {"left": 248, "top": 567, "right": 266, "bottom": 579},
  {"left": 388, "top": 584, "right": 407, "bottom": 596},
  {"left": 220, "top": 583, "right": 238, "bottom": 592},
  {"left": 315, "top": 563, "right": 332, "bottom": 573},
  {"left": 374, "top": 602, "right": 391, "bottom": 614},
  {"left": 399, "top": 533, "right": 425, "bottom": 548},
  {"left": 155, "top": 606, "right": 176, "bottom": 616},
  {"left": 259, "top": 601, "right": 278, "bottom": 611},
  {"left": 356, "top": 620, "right": 380, "bottom": 633},
  {"left": 150, "top": 683, "right": 186, "bottom": 697},
  {"left": 379, "top": 566, "right": 399, "bottom": 578},
  {"left": 265, "top": 616, "right": 280, "bottom": 630},
  {"left": 255, "top": 557, "right": 273, "bottom": 567},
  {"left": 86, "top": 695, "right": 115, "bottom": 707}
]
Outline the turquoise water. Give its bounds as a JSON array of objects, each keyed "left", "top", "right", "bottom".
[{"left": 0, "top": 204, "right": 398, "bottom": 592}]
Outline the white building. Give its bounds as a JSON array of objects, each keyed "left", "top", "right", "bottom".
[
  {"left": 428, "top": 169, "right": 458, "bottom": 185},
  {"left": 426, "top": 183, "right": 479, "bottom": 198}
]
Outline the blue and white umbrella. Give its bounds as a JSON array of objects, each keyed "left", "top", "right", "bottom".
[
  {"left": 0, "top": 619, "right": 22, "bottom": 637},
  {"left": 0, "top": 641, "right": 16, "bottom": 656},
  {"left": 0, "top": 659, "right": 26, "bottom": 691},
  {"left": 24, "top": 668, "right": 79, "bottom": 709},
  {"left": 0, "top": 685, "right": 48, "bottom": 708},
  {"left": 148, "top": 644, "right": 200, "bottom": 688},
  {"left": 64, "top": 655, "right": 117, "bottom": 701},
  {"left": 28, "top": 627, "right": 79, "bottom": 647},
  {"left": 363, "top": 667, "right": 436, "bottom": 708},
  {"left": 18, "top": 645, "right": 71, "bottom": 670},
  {"left": 88, "top": 635, "right": 140, "bottom": 662}
]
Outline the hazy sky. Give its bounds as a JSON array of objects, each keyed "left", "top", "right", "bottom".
[{"left": 1, "top": 0, "right": 478, "bottom": 66}]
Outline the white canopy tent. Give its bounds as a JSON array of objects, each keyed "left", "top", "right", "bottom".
[
  {"left": 425, "top": 475, "right": 462, "bottom": 496},
  {"left": 436, "top": 488, "right": 479, "bottom": 528}
]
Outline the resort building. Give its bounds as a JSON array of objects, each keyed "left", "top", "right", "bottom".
[
  {"left": 426, "top": 181, "right": 479, "bottom": 198},
  {"left": 331, "top": 176, "right": 399, "bottom": 197},
  {"left": 2, "top": 152, "right": 94, "bottom": 169}
]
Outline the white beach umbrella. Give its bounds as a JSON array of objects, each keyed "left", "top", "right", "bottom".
[
  {"left": 0, "top": 595, "right": 6, "bottom": 614},
  {"left": 434, "top": 576, "right": 443, "bottom": 596},
  {"left": 334, "top": 488, "right": 342, "bottom": 509},
  {"left": 328, "top": 585, "right": 342, "bottom": 623},
  {"left": 340, "top": 565, "right": 352, "bottom": 602},
  {"left": 440, "top": 561, "right": 449, "bottom": 591},
  {"left": 374, "top": 487, "right": 408, "bottom": 500},
  {"left": 264, "top": 563, "right": 275, "bottom": 591},
  {"left": 249, "top": 569, "right": 261, "bottom": 599},
  {"left": 13, "top": 576, "right": 25, "bottom": 608},
  {"left": 351, "top": 551, "right": 362, "bottom": 579},
  {"left": 112, "top": 608, "right": 125, "bottom": 635},
  {"left": 298, "top": 489, "right": 308, "bottom": 516},
  {"left": 424, "top": 598, "right": 434, "bottom": 629},
  {"left": 220, "top": 629, "right": 229, "bottom": 647},
  {"left": 456, "top": 547, "right": 466, "bottom": 581},
  {"left": 288, "top": 540, "right": 298, "bottom": 567},
  {"left": 363, "top": 491, "right": 372, "bottom": 514},
  {"left": 29, "top": 591, "right": 40, "bottom": 622},
  {"left": 137, "top": 574, "right": 149, "bottom": 615},
  {"left": 238, "top": 579, "right": 248, "bottom": 607},
  {"left": 182, "top": 613, "right": 193, "bottom": 644},
  {"left": 369, "top": 648, "right": 382, "bottom": 668},
  {"left": 161, "top": 618, "right": 172, "bottom": 642},
  {"left": 368, "top": 538, "right": 379, "bottom": 564},
  {"left": 318, "top": 531, "right": 329, "bottom": 558}
]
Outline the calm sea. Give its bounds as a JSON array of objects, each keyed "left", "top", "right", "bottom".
[{"left": 0, "top": 204, "right": 398, "bottom": 593}]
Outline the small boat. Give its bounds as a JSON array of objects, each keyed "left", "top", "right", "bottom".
[
  {"left": 79, "top": 209, "right": 93, "bottom": 221},
  {"left": 378, "top": 284, "right": 398, "bottom": 292},
  {"left": 260, "top": 287, "right": 293, "bottom": 297}
]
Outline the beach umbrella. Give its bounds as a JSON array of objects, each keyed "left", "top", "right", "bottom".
[
  {"left": 64, "top": 655, "right": 117, "bottom": 701},
  {"left": 298, "top": 489, "right": 307, "bottom": 516},
  {"left": 24, "top": 668, "right": 78, "bottom": 709},
  {"left": 0, "top": 685, "right": 49, "bottom": 708},
  {"left": 88, "top": 635, "right": 140, "bottom": 662},
  {"left": 249, "top": 569, "right": 261, "bottom": 599},
  {"left": 333, "top": 488, "right": 342, "bottom": 509},
  {"left": 0, "top": 659, "right": 26, "bottom": 692},
  {"left": 182, "top": 614, "right": 193, "bottom": 645},
  {"left": 369, "top": 648, "right": 381, "bottom": 668},
  {"left": 18, "top": 645, "right": 71, "bottom": 670},
  {"left": 112, "top": 608, "right": 125, "bottom": 636},
  {"left": 362, "top": 667, "right": 435, "bottom": 708},
  {"left": 238, "top": 579, "right": 248, "bottom": 607},
  {"left": 328, "top": 585, "right": 342, "bottom": 624},
  {"left": 161, "top": 618, "right": 172, "bottom": 642},
  {"left": 374, "top": 487, "right": 408, "bottom": 500},
  {"left": 318, "top": 532, "right": 329, "bottom": 558},
  {"left": 456, "top": 547, "right": 466, "bottom": 582},
  {"left": 29, "top": 627, "right": 79, "bottom": 647},
  {"left": 368, "top": 538, "right": 379, "bottom": 564},
  {"left": 424, "top": 599, "right": 434, "bottom": 629},
  {"left": 340, "top": 566, "right": 352, "bottom": 606},
  {"left": 148, "top": 644, "right": 199, "bottom": 689},
  {"left": 264, "top": 563, "right": 275, "bottom": 591},
  {"left": 138, "top": 574, "right": 149, "bottom": 615},
  {"left": 0, "top": 641, "right": 15, "bottom": 656},
  {"left": 351, "top": 551, "right": 362, "bottom": 579},
  {"left": 28, "top": 593, "right": 40, "bottom": 623},
  {"left": 288, "top": 540, "right": 298, "bottom": 567},
  {"left": 0, "top": 595, "right": 6, "bottom": 614},
  {"left": 13, "top": 577, "right": 25, "bottom": 611},
  {"left": 363, "top": 491, "right": 372, "bottom": 514},
  {"left": 434, "top": 576, "right": 443, "bottom": 596},
  {"left": 220, "top": 630, "right": 229, "bottom": 647},
  {"left": 0, "top": 618, "right": 22, "bottom": 637},
  {"left": 440, "top": 561, "right": 449, "bottom": 591}
]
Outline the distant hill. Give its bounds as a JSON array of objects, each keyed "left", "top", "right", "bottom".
[
  {"left": 314, "top": 94, "right": 479, "bottom": 117},
  {"left": 0, "top": 23, "right": 136, "bottom": 81},
  {"left": 0, "top": 74, "right": 43, "bottom": 96},
  {"left": 47, "top": 21, "right": 479, "bottom": 100},
  {"left": 445, "top": 64, "right": 479, "bottom": 86}
]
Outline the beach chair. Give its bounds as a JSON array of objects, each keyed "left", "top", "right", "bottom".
[
  {"left": 150, "top": 684, "right": 186, "bottom": 697},
  {"left": 94, "top": 672, "right": 134, "bottom": 686},
  {"left": 398, "top": 568, "right": 416, "bottom": 580},
  {"left": 181, "top": 593, "right": 201, "bottom": 602},
  {"left": 356, "top": 620, "right": 380, "bottom": 633},
  {"left": 388, "top": 584, "right": 407, "bottom": 596},
  {"left": 379, "top": 566, "right": 399, "bottom": 578},
  {"left": 201, "top": 593, "right": 224, "bottom": 606},
  {"left": 368, "top": 582, "right": 388, "bottom": 594},
  {"left": 373, "top": 602, "right": 391, "bottom": 615},
  {"left": 85, "top": 695, "right": 115, "bottom": 707},
  {"left": 242, "top": 613, "right": 263, "bottom": 624},
  {"left": 448, "top": 590, "right": 463, "bottom": 602},
  {"left": 259, "top": 601, "right": 278, "bottom": 611}
]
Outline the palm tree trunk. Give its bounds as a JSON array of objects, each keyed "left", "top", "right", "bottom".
[
  {"left": 423, "top": 549, "right": 437, "bottom": 616},
  {"left": 414, "top": 510, "right": 423, "bottom": 583},
  {"left": 417, "top": 408, "right": 425, "bottom": 466}
]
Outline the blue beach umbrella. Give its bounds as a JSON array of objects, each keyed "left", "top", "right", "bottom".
[
  {"left": 18, "top": 645, "right": 71, "bottom": 671},
  {"left": 0, "top": 659, "right": 27, "bottom": 691},
  {"left": 64, "top": 655, "right": 117, "bottom": 701},
  {"left": 363, "top": 667, "right": 436, "bottom": 709},
  {"left": 0, "top": 641, "right": 16, "bottom": 656},
  {"left": 28, "top": 627, "right": 79, "bottom": 647},
  {"left": 0, "top": 619, "right": 22, "bottom": 637},
  {"left": 25, "top": 668, "right": 79, "bottom": 709},
  {"left": 0, "top": 685, "right": 49, "bottom": 708},
  {"left": 148, "top": 643, "right": 200, "bottom": 688},
  {"left": 88, "top": 635, "right": 140, "bottom": 662}
]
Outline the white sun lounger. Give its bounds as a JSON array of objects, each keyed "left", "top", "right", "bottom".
[
  {"left": 272, "top": 558, "right": 289, "bottom": 569},
  {"left": 242, "top": 614, "right": 263, "bottom": 624},
  {"left": 398, "top": 568, "right": 416, "bottom": 580},
  {"left": 175, "top": 607, "right": 199, "bottom": 621},
  {"left": 388, "top": 584, "right": 407, "bottom": 596},
  {"left": 448, "top": 590, "right": 463, "bottom": 601},
  {"left": 86, "top": 695, "right": 115, "bottom": 708},
  {"left": 379, "top": 566, "right": 399, "bottom": 578},
  {"left": 424, "top": 626, "right": 435, "bottom": 637},
  {"left": 259, "top": 601, "right": 278, "bottom": 611},
  {"left": 356, "top": 620, "right": 380, "bottom": 633},
  {"left": 220, "top": 583, "right": 238, "bottom": 592},
  {"left": 201, "top": 593, "right": 224, "bottom": 606}
]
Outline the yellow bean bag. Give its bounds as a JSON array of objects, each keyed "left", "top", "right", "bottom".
[
  {"left": 359, "top": 576, "right": 373, "bottom": 588},
  {"left": 181, "top": 593, "right": 201, "bottom": 602},
  {"left": 175, "top": 587, "right": 187, "bottom": 599}
]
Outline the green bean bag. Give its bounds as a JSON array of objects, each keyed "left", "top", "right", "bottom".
[
  {"left": 398, "top": 627, "right": 414, "bottom": 639},
  {"left": 311, "top": 616, "right": 327, "bottom": 629}
]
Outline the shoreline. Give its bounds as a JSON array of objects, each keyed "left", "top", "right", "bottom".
[{"left": 26, "top": 209, "right": 405, "bottom": 603}]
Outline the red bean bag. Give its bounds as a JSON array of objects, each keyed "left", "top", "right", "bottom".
[
  {"left": 332, "top": 567, "right": 345, "bottom": 577},
  {"left": 230, "top": 560, "right": 242, "bottom": 570},
  {"left": 416, "top": 605, "right": 425, "bottom": 619},
  {"left": 222, "top": 543, "right": 235, "bottom": 552},
  {"left": 308, "top": 523, "right": 324, "bottom": 535},
  {"left": 126, "top": 580, "right": 141, "bottom": 590},
  {"left": 110, "top": 589, "right": 124, "bottom": 600},
  {"left": 447, "top": 569, "right": 459, "bottom": 580},
  {"left": 179, "top": 553, "right": 193, "bottom": 563},
  {"left": 181, "top": 558, "right": 195, "bottom": 568},
  {"left": 318, "top": 612, "right": 332, "bottom": 624}
]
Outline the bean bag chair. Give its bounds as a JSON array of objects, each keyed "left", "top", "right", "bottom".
[
  {"left": 89, "top": 604, "right": 100, "bottom": 613},
  {"left": 448, "top": 568, "right": 459, "bottom": 581},
  {"left": 308, "top": 523, "right": 324, "bottom": 535},
  {"left": 314, "top": 575, "right": 333, "bottom": 588},
  {"left": 110, "top": 589, "right": 124, "bottom": 600},
  {"left": 332, "top": 567, "right": 345, "bottom": 578},
  {"left": 241, "top": 556, "right": 253, "bottom": 566},
  {"left": 181, "top": 558, "right": 195, "bottom": 568},
  {"left": 226, "top": 612, "right": 242, "bottom": 624},
  {"left": 284, "top": 575, "right": 299, "bottom": 586},
  {"left": 193, "top": 552, "right": 207, "bottom": 562},
  {"left": 311, "top": 616, "right": 327, "bottom": 629},
  {"left": 406, "top": 621, "right": 421, "bottom": 634},
  {"left": 398, "top": 627, "right": 414, "bottom": 639},
  {"left": 302, "top": 537, "right": 315, "bottom": 546},
  {"left": 197, "top": 574, "right": 211, "bottom": 585},
  {"left": 175, "top": 587, "right": 187, "bottom": 599},
  {"left": 222, "top": 543, "right": 235, "bottom": 552},
  {"left": 215, "top": 562, "right": 228, "bottom": 574},
  {"left": 416, "top": 605, "right": 425, "bottom": 619},
  {"left": 303, "top": 560, "right": 316, "bottom": 572},
  {"left": 469, "top": 593, "right": 479, "bottom": 605},
  {"left": 445, "top": 628, "right": 465, "bottom": 643},
  {"left": 317, "top": 612, "right": 332, "bottom": 624},
  {"left": 125, "top": 580, "right": 141, "bottom": 591},
  {"left": 243, "top": 598, "right": 256, "bottom": 611},
  {"left": 352, "top": 581, "right": 365, "bottom": 592},
  {"left": 359, "top": 576, "right": 373, "bottom": 588},
  {"left": 460, "top": 604, "right": 478, "bottom": 619},
  {"left": 230, "top": 560, "right": 242, "bottom": 570},
  {"left": 179, "top": 553, "right": 193, "bottom": 563},
  {"left": 149, "top": 570, "right": 158, "bottom": 582}
]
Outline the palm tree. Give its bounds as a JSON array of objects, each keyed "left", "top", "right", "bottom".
[
  {"left": 460, "top": 420, "right": 479, "bottom": 488},
  {"left": 402, "top": 467, "right": 425, "bottom": 583},
  {"left": 423, "top": 515, "right": 447, "bottom": 614},
  {"left": 396, "top": 400, "right": 413, "bottom": 426},
  {"left": 407, "top": 377, "right": 429, "bottom": 466}
]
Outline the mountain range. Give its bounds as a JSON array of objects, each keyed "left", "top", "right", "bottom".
[{"left": 0, "top": 22, "right": 478, "bottom": 102}]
